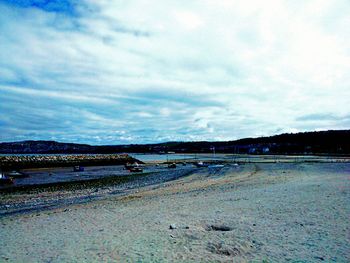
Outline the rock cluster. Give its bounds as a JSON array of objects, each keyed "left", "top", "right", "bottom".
[{"left": 0, "top": 154, "right": 136, "bottom": 169}]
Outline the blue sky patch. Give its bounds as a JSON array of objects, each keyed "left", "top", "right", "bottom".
[{"left": 1, "top": 0, "right": 78, "bottom": 15}]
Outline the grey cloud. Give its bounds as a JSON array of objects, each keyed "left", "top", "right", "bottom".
[{"left": 296, "top": 113, "right": 350, "bottom": 122}]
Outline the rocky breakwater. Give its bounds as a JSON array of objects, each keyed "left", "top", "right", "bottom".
[{"left": 0, "top": 154, "right": 139, "bottom": 170}]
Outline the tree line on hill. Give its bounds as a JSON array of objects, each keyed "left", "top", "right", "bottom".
[{"left": 0, "top": 130, "right": 349, "bottom": 155}]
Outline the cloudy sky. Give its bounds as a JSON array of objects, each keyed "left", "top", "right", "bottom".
[{"left": 0, "top": 0, "right": 349, "bottom": 145}]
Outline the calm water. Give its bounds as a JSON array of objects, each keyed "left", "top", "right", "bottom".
[{"left": 130, "top": 153, "right": 197, "bottom": 162}]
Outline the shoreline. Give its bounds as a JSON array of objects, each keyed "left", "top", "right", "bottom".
[{"left": 0, "top": 166, "right": 197, "bottom": 216}]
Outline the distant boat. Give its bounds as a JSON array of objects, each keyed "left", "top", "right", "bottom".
[
  {"left": 125, "top": 162, "right": 143, "bottom": 172},
  {"left": 125, "top": 162, "right": 142, "bottom": 169},
  {"left": 194, "top": 161, "right": 208, "bottom": 168},
  {"left": 168, "top": 163, "right": 176, "bottom": 168},
  {"left": 0, "top": 171, "right": 14, "bottom": 185},
  {"left": 7, "top": 171, "right": 28, "bottom": 178},
  {"left": 73, "top": 166, "right": 84, "bottom": 172},
  {"left": 129, "top": 166, "right": 143, "bottom": 172}
]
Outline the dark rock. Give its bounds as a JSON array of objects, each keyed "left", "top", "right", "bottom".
[
  {"left": 206, "top": 224, "right": 232, "bottom": 231},
  {"left": 314, "top": 256, "right": 325, "bottom": 261}
]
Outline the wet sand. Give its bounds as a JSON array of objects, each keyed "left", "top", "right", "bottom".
[
  {"left": 1, "top": 164, "right": 189, "bottom": 188},
  {"left": 0, "top": 165, "right": 195, "bottom": 216},
  {"left": 0, "top": 162, "right": 349, "bottom": 262}
]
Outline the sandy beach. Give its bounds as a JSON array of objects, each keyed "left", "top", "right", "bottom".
[{"left": 0, "top": 162, "right": 349, "bottom": 262}]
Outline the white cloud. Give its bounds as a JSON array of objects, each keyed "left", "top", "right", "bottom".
[{"left": 173, "top": 10, "right": 204, "bottom": 31}]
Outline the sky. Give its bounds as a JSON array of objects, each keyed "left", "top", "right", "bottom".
[{"left": 0, "top": 0, "right": 349, "bottom": 145}]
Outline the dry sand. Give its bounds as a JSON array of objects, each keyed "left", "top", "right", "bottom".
[{"left": 0, "top": 162, "right": 349, "bottom": 262}]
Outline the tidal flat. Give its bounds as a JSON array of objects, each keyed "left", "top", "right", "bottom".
[{"left": 0, "top": 161, "right": 349, "bottom": 262}]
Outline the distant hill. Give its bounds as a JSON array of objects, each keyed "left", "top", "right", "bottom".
[{"left": 0, "top": 130, "right": 349, "bottom": 155}]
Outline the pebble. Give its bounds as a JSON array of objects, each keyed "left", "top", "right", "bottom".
[
  {"left": 207, "top": 224, "right": 232, "bottom": 231},
  {"left": 314, "top": 256, "right": 325, "bottom": 261},
  {"left": 169, "top": 224, "right": 189, "bottom": 230}
]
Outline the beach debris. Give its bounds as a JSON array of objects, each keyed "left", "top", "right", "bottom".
[
  {"left": 314, "top": 256, "right": 325, "bottom": 261},
  {"left": 169, "top": 224, "right": 190, "bottom": 230},
  {"left": 206, "top": 224, "right": 232, "bottom": 232},
  {"left": 207, "top": 242, "right": 242, "bottom": 257}
]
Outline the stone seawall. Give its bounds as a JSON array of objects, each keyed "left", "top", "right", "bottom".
[{"left": 0, "top": 154, "right": 140, "bottom": 169}]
